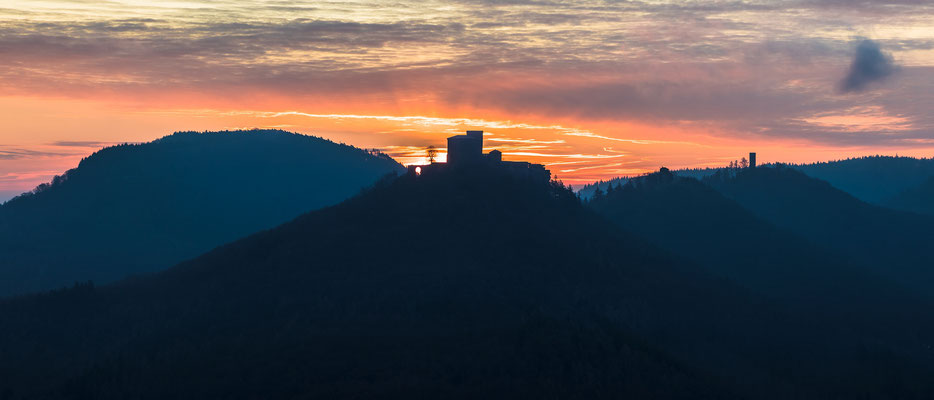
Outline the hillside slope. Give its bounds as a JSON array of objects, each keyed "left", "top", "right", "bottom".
[
  {"left": 885, "top": 175, "right": 934, "bottom": 216},
  {"left": 0, "top": 129, "right": 404, "bottom": 296},
  {"left": 589, "top": 169, "right": 934, "bottom": 349},
  {"left": 706, "top": 166, "right": 934, "bottom": 299},
  {"left": 792, "top": 156, "right": 934, "bottom": 204},
  {"left": 1, "top": 168, "right": 933, "bottom": 399}
]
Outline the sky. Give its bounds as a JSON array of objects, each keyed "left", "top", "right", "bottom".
[{"left": 2, "top": 0, "right": 934, "bottom": 199}]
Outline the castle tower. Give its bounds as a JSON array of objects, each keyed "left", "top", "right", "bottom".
[
  {"left": 447, "top": 130, "right": 483, "bottom": 166},
  {"left": 749, "top": 152, "right": 757, "bottom": 168}
]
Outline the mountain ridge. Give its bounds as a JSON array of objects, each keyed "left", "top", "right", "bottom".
[{"left": 578, "top": 155, "right": 934, "bottom": 205}]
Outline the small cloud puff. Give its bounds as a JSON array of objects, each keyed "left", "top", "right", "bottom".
[{"left": 840, "top": 39, "right": 896, "bottom": 93}]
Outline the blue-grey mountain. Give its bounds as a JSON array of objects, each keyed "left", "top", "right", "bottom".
[{"left": 0, "top": 130, "right": 403, "bottom": 296}]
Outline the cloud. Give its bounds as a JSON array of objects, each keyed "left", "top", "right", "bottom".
[
  {"left": 0, "top": 148, "right": 73, "bottom": 160},
  {"left": 49, "top": 141, "right": 113, "bottom": 148},
  {"left": 1, "top": 0, "right": 934, "bottom": 152},
  {"left": 809, "top": 0, "right": 931, "bottom": 6},
  {"left": 470, "top": 79, "right": 819, "bottom": 122},
  {"left": 840, "top": 40, "right": 896, "bottom": 93}
]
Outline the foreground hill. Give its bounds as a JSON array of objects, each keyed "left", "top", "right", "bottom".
[
  {"left": 589, "top": 169, "right": 933, "bottom": 351},
  {"left": 0, "top": 130, "right": 403, "bottom": 296},
  {"left": 706, "top": 166, "right": 934, "bottom": 299},
  {"left": 885, "top": 175, "right": 934, "bottom": 216},
  {"left": 1, "top": 168, "right": 933, "bottom": 399}
]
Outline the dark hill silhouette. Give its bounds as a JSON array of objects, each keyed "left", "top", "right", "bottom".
[
  {"left": 885, "top": 175, "right": 934, "bottom": 216},
  {"left": 588, "top": 169, "right": 934, "bottom": 355},
  {"left": 705, "top": 166, "right": 934, "bottom": 300},
  {"left": 791, "top": 156, "right": 934, "bottom": 204},
  {"left": 578, "top": 156, "right": 934, "bottom": 204},
  {"left": 0, "top": 129, "right": 404, "bottom": 297},
  {"left": 1, "top": 168, "right": 933, "bottom": 399}
]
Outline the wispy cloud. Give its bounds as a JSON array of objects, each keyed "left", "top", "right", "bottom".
[
  {"left": 49, "top": 141, "right": 115, "bottom": 148},
  {"left": 0, "top": 170, "right": 62, "bottom": 182},
  {"left": 0, "top": 148, "right": 73, "bottom": 160}
]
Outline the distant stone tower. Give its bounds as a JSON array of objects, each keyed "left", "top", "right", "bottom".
[{"left": 749, "top": 152, "right": 757, "bottom": 168}]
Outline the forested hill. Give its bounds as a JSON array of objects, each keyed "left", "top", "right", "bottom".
[
  {"left": 0, "top": 129, "right": 404, "bottom": 297},
  {"left": 2, "top": 166, "right": 934, "bottom": 399},
  {"left": 0, "top": 167, "right": 735, "bottom": 399},
  {"left": 705, "top": 166, "right": 934, "bottom": 300},
  {"left": 588, "top": 169, "right": 934, "bottom": 367},
  {"left": 791, "top": 156, "right": 934, "bottom": 204},
  {"left": 886, "top": 175, "right": 934, "bottom": 216},
  {"left": 578, "top": 155, "right": 934, "bottom": 204}
]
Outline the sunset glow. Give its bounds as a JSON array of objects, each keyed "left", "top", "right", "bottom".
[{"left": 3, "top": 0, "right": 934, "bottom": 195}]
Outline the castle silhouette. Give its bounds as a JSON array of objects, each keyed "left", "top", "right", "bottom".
[{"left": 407, "top": 130, "right": 550, "bottom": 181}]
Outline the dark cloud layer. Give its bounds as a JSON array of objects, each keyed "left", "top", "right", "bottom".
[{"left": 840, "top": 40, "right": 896, "bottom": 93}]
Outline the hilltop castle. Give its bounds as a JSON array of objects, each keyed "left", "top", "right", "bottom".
[{"left": 407, "top": 130, "right": 550, "bottom": 182}]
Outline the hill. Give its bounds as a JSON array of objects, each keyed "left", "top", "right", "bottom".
[
  {"left": 705, "top": 166, "right": 934, "bottom": 299},
  {"left": 0, "top": 129, "right": 404, "bottom": 297},
  {"left": 578, "top": 156, "right": 934, "bottom": 204},
  {"left": 1, "top": 167, "right": 933, "bottom": 399},
  {"left": 885, "top": 175, "right": 934, "bottom": 216},
  {"left": 588, "top": 169, "right": 934, "bottom": 350},
  {"left": 791, "top": 156, "right": 934, "bottom": 204}
]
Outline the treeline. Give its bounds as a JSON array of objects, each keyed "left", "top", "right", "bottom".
[{"left": 578, "top": 155, "right": 934, "bottom": 205}]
